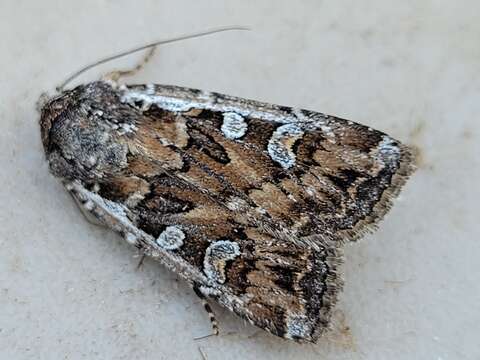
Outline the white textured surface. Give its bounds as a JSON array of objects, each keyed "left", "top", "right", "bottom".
[{"left": 1, "top": 1, "right": 479, "bottom": 359}]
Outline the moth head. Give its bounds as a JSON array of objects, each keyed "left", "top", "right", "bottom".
[
  {"left": 38, "top": 83, "right": 128, "bottom": 183},
  {"left": 39, "top": 89, "right": 79, "bottom": 152},
  {"left": 38, "top": 27, "right": 249, "bottom": 184}
]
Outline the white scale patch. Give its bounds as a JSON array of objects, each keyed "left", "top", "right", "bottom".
[
  {"left": 156, "top": 226, "right": 185, "bottom": 250},
  {"left": 267, "top": 123, "right": 304, "bottom": 169},
  {"left": 374, "top": 136, "right": 401, "bottom": 167},
  {"left": 285, "top": 314, "right": 313, "bottom": 339},
  {"left": 225, "top": 196, "right": 249, "bottom": 211},
  {"left": 119, "top": 85, "right": 299, "bottom": 124},
  {"left": 119, "top": 85, "right": 342, "bottom": 168},
  {"left": 377, "top": 136, "right": 400, "bottom": 155},
  {"left": 198, "top": 285, "right": 222, "bottom": 298},
  {"left": 125, "top": 232, "right": 138, "bottom": 245},
  {"left": 221, "top": 112, "right": 247, "bottom": 139},
  {"left": 83, "top": 199, "right": 95, "bottom": 211},
  {"left": 118, "top": 123, "right": 138, "bottom": 135},
  {"left": 87, "top": 155, "right": 97, "bottom": 167},
  {"left": 203, "top": 240, "right": 240, "bottom": 284}
]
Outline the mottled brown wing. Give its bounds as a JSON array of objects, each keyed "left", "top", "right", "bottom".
[
  {"left": 42, "top": 81, "right": 414, "bottom": 342},
  {"left": 93, "top": 83, "right": 413, "bottom": 340},
  {"left": 116, "top": 84, "right": 415, "bottom": 246}
]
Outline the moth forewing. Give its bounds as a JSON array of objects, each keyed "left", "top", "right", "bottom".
[{"left": 39, "top": 80, "right": 414, "bottom": 342}]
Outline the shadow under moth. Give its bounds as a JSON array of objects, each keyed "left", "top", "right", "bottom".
[{"left": 38, "top": 28, "right": 415, "bottom": 343}]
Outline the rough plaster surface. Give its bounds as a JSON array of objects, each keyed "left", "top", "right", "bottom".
[{"left": 1, "top": 1, "right": 478, "bottom": 359}]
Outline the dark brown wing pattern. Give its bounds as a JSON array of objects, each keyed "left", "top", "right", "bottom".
[
  {"left": 40, "top": 81, "right": 414, "bottom": 341},
  {"left": 117, "top": 83, "right": 415, "bottom": 244}
]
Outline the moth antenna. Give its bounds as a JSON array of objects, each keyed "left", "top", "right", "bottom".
[{"left": 56, "top": 26, "right": 251, "bottom": 92}]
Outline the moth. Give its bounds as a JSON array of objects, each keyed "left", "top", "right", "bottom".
[{"left": 38, "top": 28, "right": 415, "bottom": 342}]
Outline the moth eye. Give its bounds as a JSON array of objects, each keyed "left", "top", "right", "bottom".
[{"left": 133, "top": 100, "right": 144, "bottom": 109}]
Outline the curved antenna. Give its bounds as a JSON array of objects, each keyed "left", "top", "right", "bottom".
[{"left": 57, "top": 26, "right": 250, "bottom": 92}]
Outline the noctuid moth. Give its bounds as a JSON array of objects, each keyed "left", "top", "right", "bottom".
[{"left": 38, "top": 28, "right": 415, "bottom": 342}]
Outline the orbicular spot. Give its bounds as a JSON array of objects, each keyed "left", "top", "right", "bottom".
[
  {"left": 221, "top": 112, "right": 248, "bottom": 139},
  {"left": 156, "top": 226, "right": 185, "bottom": 250},
  {"left": 203, "top": 240, "right": 241, "bottom": 284},
  {"left": 267, "top": 123, "right": 304, "bottom": 169}
]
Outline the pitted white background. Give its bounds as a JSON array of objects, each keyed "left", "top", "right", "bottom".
[{"left": 1, "top": 1, "right": 478, "bottom": 359}]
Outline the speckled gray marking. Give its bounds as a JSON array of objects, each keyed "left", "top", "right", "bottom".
[
  {"left": 221, "top": 112, "right": 248, "bottom": 139},
  {"left": 203, "top": 240, "right": 240, "bottom": 284},
  {"left": 285, "top": 314, "right": 313, "bottom": 339},
  {"left": 267, "top": 123, "right": 304, "bottom": 169},
  {"left": 156, "top": 226, "right": 185, "bottom": 250}
]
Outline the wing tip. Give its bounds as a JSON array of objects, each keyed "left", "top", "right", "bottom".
[{"left": 338, "top": 142, "right": 417, "bottom": 244}]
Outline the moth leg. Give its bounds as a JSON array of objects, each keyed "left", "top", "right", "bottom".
[
  {"left": 193, "top": 285, "right": 219, "bottom": 338},
  {"left": 66, "top": 183, "right": 103, "bottom": 226},
  {"left": 103, "top": 46, "right": 157, "bottom": 83},
  {"left": 135, "top": 254, "right": 147, "bottom": 270}
]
